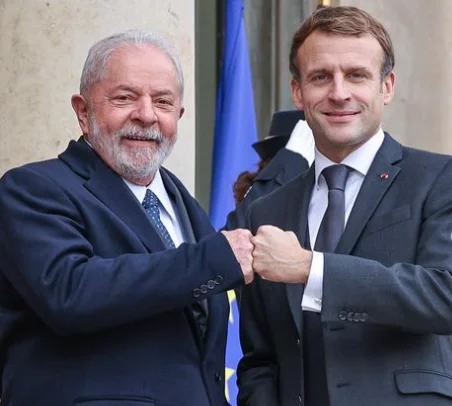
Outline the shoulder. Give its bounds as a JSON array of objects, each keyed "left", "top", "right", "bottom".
[
  {"left": 399, "top": 145, "right": 452, "bottom": 179},
  {"left": 255, "top": 149, "right": 308, "bottom": 183},
  {"left": 0, "top": 157, "right": 66, "bottom": 191},
  {"left": 248, "top": 170, "right": 307, "bottom": 215}
]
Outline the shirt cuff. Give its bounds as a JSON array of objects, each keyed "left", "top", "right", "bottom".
[{"left": 301, "top": 251, "right": 324, "bottom": 312}]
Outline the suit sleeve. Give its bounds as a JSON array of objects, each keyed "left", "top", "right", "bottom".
[
  {"left": 322, "top": 159, "right": 452, "bottom": 334},
  {"left": 0, "top": 167, "right": 244, "bottom": 335}
]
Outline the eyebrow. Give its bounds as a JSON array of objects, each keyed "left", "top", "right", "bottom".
[
  {"left": 306, "top": 65, "right": 373, "bottom": 76},
  {"left": 111, "top": 85, "right": 176, "bottom": 97},
  {"left": 111, "top": 85, "right": 141, "bottom": 94}
]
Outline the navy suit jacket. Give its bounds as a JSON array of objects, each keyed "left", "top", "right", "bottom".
[
  {"left": 237, "top": 134, "right": 452, "bottom": 406},
  {"left": 0, "top": 139, "right": 244, "bottom": 406}
]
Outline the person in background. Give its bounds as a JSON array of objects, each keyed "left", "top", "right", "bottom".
[
  {"left": 0, "top": 29, "right": 254, "bottom": 406},
  {"left": 237, "top": 6, "right": 452, "bottom": 406},
  {"left": 225, "top": 110, "right": 314, "bottom": 230}
]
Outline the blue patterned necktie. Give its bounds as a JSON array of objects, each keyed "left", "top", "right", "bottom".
[{"left": 142, "top": 189, "right": 176, "bottom": 249}]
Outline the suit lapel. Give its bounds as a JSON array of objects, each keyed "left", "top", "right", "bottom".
[
  {"left": 285, "top": 165, "right": 315, "bottom": 337},
  {"left": 59, "top": 139, "right": 166, "bottom": 253},
  {"left": 336, "top": 134, "right": 403, "bottom": 255},
  {"left": 160, "top": 169, "right": 197, "bottom": 243}
]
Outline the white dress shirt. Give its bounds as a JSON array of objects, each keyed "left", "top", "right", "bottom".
[
  {"left": 301, "top": 129, "right": 385, "bottom": 312},
  {"left": 123, "top": 171, "right": 185, "bottom": 247}
]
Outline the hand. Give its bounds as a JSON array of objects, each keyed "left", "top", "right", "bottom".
[
  {"left": 221, "top": 229, "right": 254, "bottom": 284},
  {"left": 251, "top": 225, "right": 312, "bottom": 283}
]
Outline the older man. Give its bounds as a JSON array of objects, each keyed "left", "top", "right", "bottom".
[{"left": 0, "top": 29, "right": 253, "bottom": 405}]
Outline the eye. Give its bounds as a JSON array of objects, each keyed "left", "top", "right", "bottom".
[
  {"left": 349, "top": 72, "right": 366, "bottom": 79},
  {"left": 116, "top": 94, "right": 132, "bottom": 101},
  {"left": 154, "top": 98, "right": 177, "bottom": 111},
  {"left": 313, "top": 74, "right": 327, "bottom": 81}
]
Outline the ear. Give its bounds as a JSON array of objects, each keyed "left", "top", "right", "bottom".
[
  {"left": 383, "top": 72, "right": 396, "bottom": 105},
  {"left": 291, "top": 78, "right": 304, "bottom": 110},
  {"left": 179, "top": 106, "right": 185, "bottom": 119},
  {"left": 71, "top": 94, "right": 90, "bottom": 135}
]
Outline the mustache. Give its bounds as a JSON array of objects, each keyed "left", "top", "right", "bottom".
[{"left": 116, "top": 125, "right": 164, "bottom": 142}]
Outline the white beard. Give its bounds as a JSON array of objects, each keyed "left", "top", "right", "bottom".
[{"left": 87, "top": 113, "right": 176, "bottom": 183}]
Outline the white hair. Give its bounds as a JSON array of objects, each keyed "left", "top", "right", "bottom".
[{"left": 79, "top": 28, "right": 184, "bottom": 100}]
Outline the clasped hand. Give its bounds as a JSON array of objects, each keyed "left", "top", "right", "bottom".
[{"left": 221, "top": 226, "right": 313, "bottom": 285}]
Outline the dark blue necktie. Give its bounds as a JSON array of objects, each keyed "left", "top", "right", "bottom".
[
  {"left": 304, "top": 164, "right": 350, "bottom": 406},
  {"left": 142, "top": 189, "right": 176, "bottom": 249},
  {"left": 314, "top": 164, "right": 350, "bottom": 252},
  {"left": 142, "top": 189, "right": 207, "bottom": 338}
]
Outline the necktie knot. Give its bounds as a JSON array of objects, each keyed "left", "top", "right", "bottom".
[
  {"left": 322, "top": 164, "right": 350, "bottom": 191},
  {"left": 142, "top": 189, "right": 159, "bottom": 211}
]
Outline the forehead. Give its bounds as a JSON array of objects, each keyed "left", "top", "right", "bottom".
[
  {"left": 101, "top": 44, "right": 179, "bottom": 92},
  {"left": 297, "top": 32, "right": 384, "bottom": 73}
]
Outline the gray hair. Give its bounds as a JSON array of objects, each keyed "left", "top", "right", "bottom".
[{"left": 79, "top": 28, "right": 184, "bottom": 100}]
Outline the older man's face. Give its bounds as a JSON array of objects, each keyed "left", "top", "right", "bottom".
[{"left": 75, "top": 44, "right": 184, "bottom": 185}]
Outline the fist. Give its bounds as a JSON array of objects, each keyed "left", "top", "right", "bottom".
[
  {"left": 252, "top": 225, "right": 312, "bottom": 283},
  {"left": 221, "top": 229, "right": 254, "bottom": 284}
]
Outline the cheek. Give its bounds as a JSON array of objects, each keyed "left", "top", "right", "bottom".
[
  {"left": 101, "top": 109, "right": 131, "bottom": 132},
  {"left": 159, "top": 114, "right": 179, "bottom": 139}
]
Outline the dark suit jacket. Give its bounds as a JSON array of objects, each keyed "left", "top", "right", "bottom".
[
  {"left": 224, "top": 149, "right": 309, "bottom": 230},
  {"left": 237, "top": 134, "right": 452, "bottom": 406},
  {"left": 0, "top": 139, "right": 244, "bottom": 406}
]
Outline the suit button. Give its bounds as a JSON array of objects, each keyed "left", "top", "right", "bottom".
[
  {"left": 298, "top": 394, "right": 303, "bottom": 405},
  {"left": 338, "top": 311, "right": 347, "bottom": 321},
  {"left": 207, "top": 280, "right": 216, "bottom": 289},
  {"left": 361, "top": 313, "right": 368, "bottom": 322},
  {"left": 353, "top": 313, "right": 361, "bottom": 322},
  {"left": 215, "top": 371, "right": 222, "bottom": 383},
  {"left": 296, "top": 339, "right": 301, "bottom": 347},
  {"left": 347, "top": 312, "right": 354, "bottom": 322},
  {"left": 193, "top": 288, "right": 201, "bottom": 298},
  {"left": 214, "top": 275, "right": 224, "bottom": 285},
  {"left": 200, "top": 284, "right": 208, "bottom": 294}
]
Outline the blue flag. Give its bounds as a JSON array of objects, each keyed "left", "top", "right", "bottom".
[
  {"left": 209, "top": 0, "right": 258, "bottom": 404},
  {"left": 210, "top": 0, "right": 258, "bottom": 231}
]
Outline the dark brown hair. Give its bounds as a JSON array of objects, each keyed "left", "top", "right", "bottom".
[
  {"left": 289, "top": 6, "right": 394, "bottom": 82},
  {"left": 233, "top": 158, "right": 271, "bottom": 204}
]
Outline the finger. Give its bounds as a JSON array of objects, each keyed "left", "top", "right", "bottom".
[{"left": 250, "top": 235, "right": 261, "bottom": 246}]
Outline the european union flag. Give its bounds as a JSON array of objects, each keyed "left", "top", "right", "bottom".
[
  {"left": 209, "top": 0, "right": 258, "bottom": 404},
  {"left": 210, "top": 0, "right": 258, "bottom": 231}
]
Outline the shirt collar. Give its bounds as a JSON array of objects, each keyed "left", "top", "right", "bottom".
[
  {"left": 123, "top": 171, "right": 177, "bottom": 223},
  {"left": 314, "top": 128, "right": 385, "bottom": 186}
]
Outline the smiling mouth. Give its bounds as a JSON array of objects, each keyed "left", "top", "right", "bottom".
[
  {"left": 324, "top": 111, "right": 359, "bottom": 117},
  {"left": 123, "top": 136, "right": 158, "bottom": 142}
]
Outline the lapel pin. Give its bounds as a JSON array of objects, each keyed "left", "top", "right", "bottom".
[{"left": 380, "top": 172, "right": 389, "bottom": 179}]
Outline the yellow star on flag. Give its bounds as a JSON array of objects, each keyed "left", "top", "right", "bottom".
[
  {"left": 227, "top": 290, "right": 236, "bottom": 323},
  {"left": 225, "top": 367, "right": 236, "bottom": 402}
]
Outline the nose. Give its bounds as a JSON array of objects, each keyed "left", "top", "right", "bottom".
[
  {"left": 328, "top": 76, "right": 351, "bottom": 103},
  {"left": 131, "top": 97, "right": 157, "bottom": 126}
]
